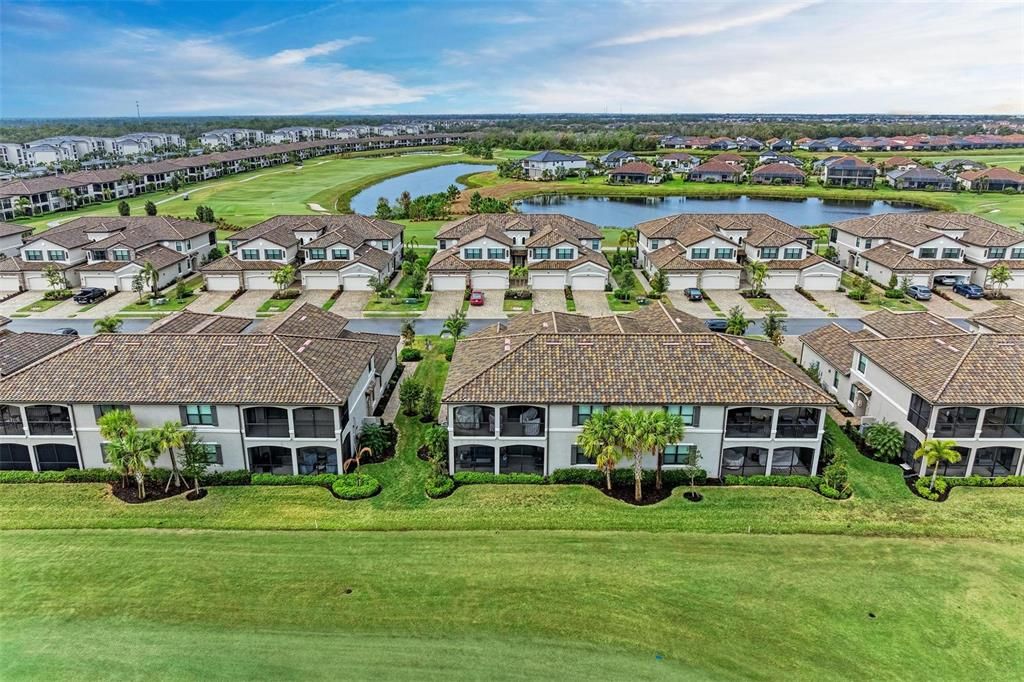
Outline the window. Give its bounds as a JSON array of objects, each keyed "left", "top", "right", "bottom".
[
  {"left": 379, "top": 241, "right": 391, "bottom": 251},
  {"left": 241, "top": 249, "right": 260, "bottom": 260},
  {"left": 25, "top": 405, "right": 71, "bottom": 436},
  {"left": 901, "top": 432, "right": 922, "bottom": 468},
  {"left": 571, "top": 444, "right": 592, "bottom": 465},
  {"left": 454, "top": 444, "right": 494, "bottom": 472},
  {"left": 935, "top": 446, "right": 971, "bottom": 477},
  {"left": 244, "top": 406, "right": 289, "bottom": 438},
  {"left": 500, "top": 405, "right": 545, "bottom": 437},
  {"left": 293, "top": 407, "right": 334, "bottom": 439},
  {"left": 721, "top": 446, "right": 768, "bottom": 476},
  {"left": 918, "top": 248, "right": 937, "bottom": 259},
  {"left": 725, "top": 407, "right": 772, "bottom": 439},
  {"left": 649, "top": 240, "right": 660, "bottom": 250},
  {"left": 769, "top": 447, "right": 816, "bottom": 475},
  {"left": 760, "top": 247, "right": 779, "bottom": 259},
  {"left": 690, "top": 248, "right": 710, "bottom": 260},
  {"left": 849, "top": 385, "right": 856, "bottom": 403},
  {"left": 93, "top": 404, "right": 129, "bottom": 420},
  {"left": 0, "top": 444, "right": 31, "bottom": 471},
  {"left": 113, "top": 249, "right": 130, "bottom": 261},
  {"left": 487, "top": 248, "right": 507, "bottom": 260},
  {"left": 264, "top": 249, "right": 284, "bottom": 260},
  {"left": 308, "top": 248, "right": 326, "bottom": 260},
  {"left": 453, "top": 405, "right": 495, "bottom": 437},
  {"left": 591, "top": 240, "right": 602, "bottom": 250},
  {"left": 499, "top": 445, "right": 544, "bottom": 474},
  {"left": 934, "top": 406, "right": 980, "bottom": 438},
  {"left": 832, "top": 372, "right": 839, "bottom": 389},
  {"left": 181, "top": 404, "right": 217, "bottom": 426},
  {"left": 573, "top": 404, "right": 605, "bottom": 426},
  {"left": 942, "top": 248, "right": 961, "bottom": 259},
  {"left": 331, "top": 248, "right": 350, "bottom": 260},
  {"left": 784, "top": 248, "right": 803, "bottom": 259},
  {"left": 533, "top": 247, "right": 550, "bottom": 259},
  {"left": 666, "top": 405, "right": 700, "bottom": 426},
  {"left": 463, "top": 248, "right": 482, "bottom": 260},
  {"left": 986, "top": 247, "right": 1006, "bottom": 259},
  {"left": 24, "top": 250, "right": 42, "bottom": 261},
  {"left": 201, "top": 444, "right": 223, "bottom": 465},
  {"left": 856, "top": 353, "right": 867, "bottom": 373},
  {"left": 981, "top": 407, "right": 1024, "bottom": 439},
  {"left": 829, "top": 228, "right": 838, "bottom": 243},
  {"left": 34, "top": 443, "right": 79, "bottom": 471},
  {"left": 1011, "top": 248, "right": 1024, "bottom": 259},
  {"left": 555, "top": 248, "right": 574, "bottom": 260},
  {"left": 972, "top": 447, "right": 1021, "bottom": 478},
  {"left": 91, "top": 250, "right": 107, "bottom": 261},
  {"left": 0, "top": 405, "right": 23, "bottom": 435},
  {"left": 714, "top": 248, "right": 733, "bottom": 259},
  {"left": 663, "top": 444, "right": 697, "bottom": 466},
  {"left": 776, "top": 407, "right": 821, "bottom": 439},
  {"left": 248, "top": 445, "right": 292, "bottom": 475},
  {"left": 855, "top": 238, "right": 861, "bottom": 247},
  {"left": 864, "top": 239, "right": 873, "bottom": 249},
  {"left": 47, "top": 250, "right": 66, "bottom": 261},
  {"left": 297, "top": 446, "right": 337, "bottom": 474},
  {"left": 175, "top": 241, "right": 184, "bottom": 252},
  {"left": 907, "top": 394, "right": 932, "bottom": 433}
]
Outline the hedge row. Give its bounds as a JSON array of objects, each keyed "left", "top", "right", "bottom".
[
  {"left": 425, "top": 475, "right": 455, "bottom": 498},
  {"left": 331, "top": 474, "right": 381, "bottom": 500},
  {"left": 453, "top": 472, "right": 545, "bottom": 485},
  {"left": 938, "top": 475, "right": 1024, "bottom": 488},
  {"left": 723, "top": 474, "right": 821, "bottom": 490},
  {"left": 0, "top": 468, "right": 120, "bottom": 484},
  {"left": 251, "top": 473, "right": 340, "bottom": 486},
  {"left": 550, "top": 467, "right": 707, "bottom": 486}
]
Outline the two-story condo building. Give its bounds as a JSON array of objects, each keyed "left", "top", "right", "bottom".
[
  {"left": 203, "top": 215, "right": 403, "bottom": 291},
  {"left": 520, "top": 151, "right": 588, "bottom": 180},
  {"left": 429, "top": 214, "right": 609, "bottom": 291},
  {"left": 0, "top": 304, "right": 399, "bottom": 474},
  {"left": 637, "top": 213, "right": 841, "bottom": 291},
  {"left": 821, "top": 156, "right": 876, "bottom": 187},
  {"left": 885, "top": 167, "right": 954, "bottom": 191},
  {"left": 443, "top": 304, "right": 833, "bottom": 478},
  {"left": 0, "top": 222, "right": 32, "bottom": 258},
  {"left": 969, "top": 302, "right": 1024, "bottom": 334}
]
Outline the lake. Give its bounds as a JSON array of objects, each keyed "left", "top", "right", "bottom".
[
  {"left": 350, "top": 163, "right": 496, "bottom": 214},
  {"left": 514, "top": 195, "right": 928, "bottom": 227}
]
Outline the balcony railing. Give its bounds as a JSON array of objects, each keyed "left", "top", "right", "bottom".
[
  {"left": 453, "top": 423, "right": 495, "bottom": 438},
  {"left": 775, "top": 424, "right": 819, "bottom": 439},
  {"left": 500, "top": 420, "right": 545, "bottom": 437}
]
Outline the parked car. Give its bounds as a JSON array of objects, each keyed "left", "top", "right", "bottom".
[
  {"left": 952, "top": 282, "right": 984, "bottom": 299},
  {"left": 933, "top": 275, "right": 960, "bottom": 286},
  {"left": 906, "top": 284, "right": 932, "bottom": 300},
  {"left": 704, "top": 319, "right": 729, "bottom": 333},
  {"left": 73, "top": 287, "right": 106, "bottom": 304},
  {"left": 468, "top": 291, "right": 485, "bottom": 306},
  {"left": 683, "top": 287, "right": 703, "bottom": 301},
  {"left": 52, "top": 328, "right": 79, "bottom": 336}
]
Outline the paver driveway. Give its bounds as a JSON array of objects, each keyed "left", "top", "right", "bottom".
[
  {"left": 812, "top": 290, "right": 867, "bottom": 318},
  {"left": 706, "top": 289, "right": 760, "bottom": 318},
  {"left": 423, "top": 290, "right": 463, "bottom": 318},
  {"left": 0, "top": 292, "right": 43, "bottom": 317},
  {"left": 224, "top": 290, "right": 268, "bottom": 318},
  {"left": 330, "top": 291, "right": 372, "bottom": 317},
  {"left": 532, "top": 289, "right": 565, "bottom": 313},
  {"left": 466, "top": 290, "right": 505, "bottom": 319},
  {"left": 294, "top": 289, "right": 333, "bottom": 309},
  {"left": 187, "top": 291, "right": 233, "bottom": 313},
  {"left": 769, "top": 289, "right": 823, "bottom": 318},
  {"left": 666, "top": 291, "right": 718, "bottom": 318},
  {"left": 85, "top": 292, "right": 137, "bottom": 318},
  {"left": 573, "top": 291, "right": 612, "bottom": 316}
]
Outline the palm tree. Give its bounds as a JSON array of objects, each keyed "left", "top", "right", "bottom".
[
  {"left": 642, "top": 410, "right": 686, "bottom": 491},
  {"left": 141, "top": 261, "right": 159, "bottom": 295},
  {"left": 613, "top": 409, "right": 649, "bottom": 502},
  {"left": 153, "top": 421, "right": 187, "bottom": 491},
  {"left": 745, "top": 259, "right": 769, "bottom": 296},
  {"left": 618, "top": 229, "right": 639, "bottom": 259},
  {"left": 725, "top": 305, "right": 749, "bottom": 335},
  {"left": 93, "top": 316, "right": 122, "bottom": 334},
  {"left": 443, "top": 309, "right": 468, "bottom": 341},
  {"left": 914, "top": 439, "right": 961, "bottom": 492},
  {"left": 271, "top": 264, "right": 296, "bottom": 292},
  {"left": 577, "top": 410, "right": 623, "bottom": 491},
  {"left": 97, "top": 408, "right": 138, "bottom": 488},
  {"left": 15, "top": 197, "right": 32, "bottom": 217},
  {"left": 105, "top": 426, "right": 157, "bottom": 499}
]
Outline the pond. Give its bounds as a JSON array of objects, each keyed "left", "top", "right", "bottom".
[
  {"left": 350, "top": 163, "right": 496, "bottom": 214},
  {"left": 514, "top": 194, "right": 929, "bottom": 227}
]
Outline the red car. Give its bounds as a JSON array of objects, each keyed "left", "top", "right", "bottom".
[{"left": 469, "top": 291, "right": 485, "bottom": 306}]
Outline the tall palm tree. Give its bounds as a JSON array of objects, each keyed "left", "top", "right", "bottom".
[
  {"left": 153, "top": 421, "right": 187, "bottom": 491},
  {"left": 97, "top": 408, "right": 138, "bottom": 488},
  {"left": 15, "top": 197, "right": 32, "bottom": 217},
  {"left": 641, "top": 410, "right": 686, "bottom": 491},
  {"left": 93, "top": 316, "right": 122, "bottom": 334},
  {"left": 914, "top": 439, "right": 961, "bottom": 492},
  {"left": 745, "top": 259, "right": 769, "bottom": 296},
  {"left": 443, "top": 309, "right": 468, "bottom": 342},
  {"left": 612, "top": 409, "right": 648, "bottom": 502},
  {"left": 618, "top": 229, "right": 639, "bottom": 259},
  {"left": 105, "top": 426, "right": 157, "bottom": 499},
  {"left": 577, "top": 410, "right": 622, "bottom": 491},
  {"left": 140, "top": 261, "right": 160, "bottom": 295}
]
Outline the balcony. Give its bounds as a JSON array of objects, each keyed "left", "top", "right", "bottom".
[
  {"left": 725, "top": 407, "right": 772, "bottom": 439},
  {"left": 499, "top": 406, "right": 545, "bottom": 437},
  {"left": 453, "top": 406, "right": 495, "bottom": 438},
  {"left": 775, "top": 407, "right": 822, "bottom": 439}
]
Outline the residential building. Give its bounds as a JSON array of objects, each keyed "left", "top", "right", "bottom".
[
  {"left": 957, "top": 167, "right": 1024, "bottom": 192},
  {"left": 935, "top": 159, "right": 986, "bottom": 174},
  {"left": 429, "top": 214, "right": 607, "bottom": 291},
  {"left": 271, "top": 126, "right": 333, "bottom": 143},
  {"left": 877, "top": 156, "right": 918, "bottom": 171},
  {"left": 770, "top": 139, "right": 794, "bottom": 151},
  {"left": 205, "top": 215, "right": 404, "bottom": 291},
  {"left": 757, "top": 151, "right": 801, "bottom": 167},
  {"left": 0, "top": 222, "right": 32, "bottom": 257},
  {"left": 820, "top": 156, "right": 876, "bottom": 187},
  {"left": 443, "top": 308, "right": 832, "bottom": 478},
  {"left": 688, "top": 160, "right": 741, "bottom": 183},
  {"left": 199, "top": 128, "right": 266, "bottom": 148},
  {"left": 598, "top": 150, "right": 636, "bottom": 167},
  {"left": 659, "top": 153, "right": 701, "bottom": 173},
  {"left": 607, "top": 161, "right": 661, "bottom": 184},
  {"left": 637, "top": 213, "right": 840, "bottom": 291},
  {"left": 0, "top": 318, "right": 78, "bottom": 377},
  {"left": 520, "top": 151, "right": 588, "bottom": 180},
  {"left": 969, "top": 302, "right": 1024, "bottom": 334},
  {"left": 751, "top": 163, "right": 806, "bottom": 185},
  {"left": 885, "top": 167, "right": 954, "bottom": 191},
  {"left": 0, "top": 306, "right": 400, "bottom": 474},
  {"left": 708, "top": 153, "right": 746, "bottom": 167}
]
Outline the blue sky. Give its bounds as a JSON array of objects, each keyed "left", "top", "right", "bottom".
[{"left": 1, "top": 0, "right": 1021, "bottom": 117}]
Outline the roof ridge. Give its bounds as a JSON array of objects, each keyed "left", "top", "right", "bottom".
[
  {"left": 270, "top": 335, "right": 346, "bottom": 402},
  {"left": 933, "top": 334, "right": 982, "bottom": 402},
  {"left": 442, "top": 332, "right": 540, "bottom": 399},
  {"left": 657, "top": 300, "right": 683, "bottom": 334},
  {"left": 719, "top": 335, "right": 830, "bottom": 399}
]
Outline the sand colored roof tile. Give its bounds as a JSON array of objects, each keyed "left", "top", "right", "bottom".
[
  {"left": 798, "top": 324, "right": 876, "bottom": 374},
  {"left": 861, "top": 310, "right": 966, "bottom": 338},
  {"left": 969, "top": 301, "right": 1024, "bottom": 333}
]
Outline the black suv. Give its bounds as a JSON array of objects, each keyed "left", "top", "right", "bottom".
[{"left": 73, "top": 287, "right": 107, "bottom": 304}]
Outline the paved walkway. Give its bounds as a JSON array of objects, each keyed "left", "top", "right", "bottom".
[
  {"left": 666, "top": 291, "right": 718, "bottom": 317},
  {"left": 922, "top": 293, "right": 972, "bottom": 318},
  {"left": 573, "top": 290, "right": 612, "bottom": 316},
  {"left": 466, "top": 290, "right": 505, "bottom": 319},
  {"left": 382, "top": 361, "right": 418, "bottom": 423},
  {"left": 81, "top": 292, "right": 136, "bottom": 318},
  {"left": 770, "top": 289, "right": 823, "bottom": 318},
  {"left": 632, "top": 268, "right": 652, "bottom": 292},
  {"left": 34, "top": 296, "right": 82, "bottom": 319},
  {"left": 706, "top": 289, "right": 761, "bottom": 319},
  {"left": 532, "top": 289, "right": 566, "bottom": 313},
  {"left": 187, "top": 291, "right": 232, "bottom": 313},
  {"left": 423, "top": 290, "right": 463, "bottom": 318},
  {"left": 331, "top": 291, "right": 372, "bottom": 317}
]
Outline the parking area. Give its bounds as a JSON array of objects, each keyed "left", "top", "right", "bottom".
[
  {"left": 294, "top": 289, "right": 333, "bottom": 309},
  {"left": 532, "top": 289, "right": 566, "bottom": 313},
  {"left": 329, "top": 291, "right": 372, "bottom": 317},
  {"left": 930, "top": 288, "right": 996, "bottom": 317},
  {"left": 769, "top": 289, "right": 824, "bottom": 318},
  {"left": 573, "top": 290, "right": 612, "bottom": 316},
  {"left": 0, "top": 292, "right": 43, "bottom": 317},
  {"left": 186, "top": 291, "right": 233, "bottom": 313},
  {"left": 812, "top": 290, "right": 868, "bottom": 318},
  {"left": 83, "top": 292, "right": 137, "bottom": 318},
  {"left": 666, "top": 291, "right": 717, "bottom": 318},
  {"left": 33, "top": 296, "right": 83, "bottom": 319},
  {"left": 705, "top": 289, "right": 760, "bottom": 319},
  {"left": 466, "top": 290, "right": 505, "bottom": 319},
  {"left": 423, "top": 290, "right": 463, "bottom": 318},
  {"left": 220, "top": 290, "right": 268, "bottom": 318}
]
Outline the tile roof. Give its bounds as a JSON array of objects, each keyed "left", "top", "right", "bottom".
[
  {"left": 851, "top": 334, "right": 1024, "bottom": 404},
  {"left": 958, "top": 167, "right": 1024, "bottom": 183},
  {"left": 0, "top": 333, "right": 380, "bottom": 405},
  {"left": 0, "top": 329, "right": 77, "bottom": 376},
  {"left": 427, "top": 247, "right": 509, "bottom": 272},
  {"left": 861, "top": 310, "right": 966, "bottom": 338},
  {"left": 524, "top": 227, "right": 581, "bottom": 248},
  {"left": 609, "top": 161, "right": 657, "bottom": 175},
  {"left": 647, "top": 244, "right": 741, "bottom": 271},
  {"left": 764, "top": 254, "right": 835, "bottom": 270},
  {"left": 434, "top": 214, "right": 601, "bottom": 241},
  {"left": 148, "top": 311, "right": 253, "bottom": 334},
  {"left": 969, "top": 301, "right": 1024, "bottom": 334},
  {"left": 522, "top": 151, "right": 586, "bottom": 162},
  {"left": 858, "top": 243, "right": 970, "bottom": 272},
  {"left": 134, "top": 244, "right": 187, "bottom": 270},
  {"left": 443, "top": 332, "right": 830, "bottom": 406},
  {"left": 637, "top": 213, "right": 810, "bottom": 249},
  {"left": 690, "top": 160, "right": 741, "bottom": 175},
  {"left": 832, "top": 212, "right": 1021, "bottom": 248},
  {"left": 798, "top": 324, "right": 876, "bottom": 374},
  {"left": 752, "top": 163, "right": 806, "bottom": 178},
  {"left": 0, "top": 222, "right": 31, "bottom": 239},
  {"left": 201, "top": 255, "right": 282, "bottom": 272},
  {"left": 526, "top": 249, "right": 610, "bottom": 271},
  {"left": 0, "top": 257, "right": 74, "bottom": 272},
  {"left": 299, "top": 244, "right": 392, "bottom": 273}
]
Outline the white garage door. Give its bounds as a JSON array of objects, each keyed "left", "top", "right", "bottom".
[
  {"left": 118, "top": 275, "right": 138, "bottom": 293},
  {"left": 0, "top": 275, "right": 22, "bottom": 292},
  {"left": 341, "top": 274, "right": 372, "bottom": 291},
  {"left": 800, "top": 272, "right": 840, "bottom": 291},
  {"left": 206, "top": 274, "right": 241, "bottom": 292},
  {"left": 765, "top": 271, "right": 799, "bottom": 289},
  {"left": 304, "top": 273, "right": 339, "bottom": 290},
  {"left": 244, "top": 273, "right": 276, "bottom": 290},
  {"left": 24, "top": 273, "right": 50, "bottom": 291},
  {"left": 432, "top": 274, "right": 466, "bottom": 291},
  {"left": 472, "top": 273, "right": 509, "bottom": 290},
  {"left": 531, "top": 273, "right": 566, "bottom": 290},
  {"left": 80, "top": 273, "right": 118, "bottom": 291},
  {"left": 570, "top": 273, "right": 606, "bottom": 290},
  {"left": 668, "top": 273, "right": 699, "bottom": 290},
  {"left": 701, "top": 272, "right": 740, "bottom": 290}
]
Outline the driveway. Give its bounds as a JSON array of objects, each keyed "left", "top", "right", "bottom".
[
  {"left": 705, "top": 289, "right": 760, "bottom": 319},
  {"left": 330, "top": 291, "right": 372, "bottom": 317},
  {"left": 84, "top": 292, "right": 137, "bottom": 318},
  {"left": 532, "top": 289, "right": 565, "bottom": 313},
  {"left": 769, "top": 289, "right": 823, "bottom": 318},
  {"left": 34, "top": 296, "right": 84, "bottom": 319},
  {"left": 932, "top": 290, "right": 995, "bottom": 317},
  {"left": 813, "top": 290, "right": 867, "bottom": 318},
  {"left": 666, "top": 291, "right": 717, "bottom": 318},
  {"left": 466, "top": 289, "right": 504, "bottom": 319},
  {"left": 573, "top": 290, "right": 612, "bottom": 317},
  {"left": 186, "top": 291, "right": 232, "bottom": 313},
  {"left": 223, "top": 290, "right": 268, "bottom": 318},
  {"left": 0, "top": 292, "right": 43, "bottom": 317},
  {"left": 294, "top": 289, "right": 333, "bottom": 309},
  {"left": 423, "top": 290, "right": 463, "bottom": 318}
]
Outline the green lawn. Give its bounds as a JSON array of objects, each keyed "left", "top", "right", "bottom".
[
  {"left": 747, "top": 297, "right": 786, "bottom": 313},
  {"left": 503, "top": 297, "right": 531, "bottom": 314},
  {"left": 15, "top": 297, "right": 65, "bottom": 313},
  {"left": 607, "top": 267, "right": 648, "bottom": 312},
  {"left": 256, "top": 296, "right": 297, "bottom": 314},
  {"left": 120, "top": 293, "right": 198, "bottom": 313},
  {"left": 363, "top": 293, "right": 431, "bottom": 314},
  {"left": 840, "top": 273, "right": 927, "bottom": 312}
]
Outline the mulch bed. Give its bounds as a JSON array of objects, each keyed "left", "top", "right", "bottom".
[
  {"left": 108, "top": 481, "right": 193, "bottom": 504},
  {"left": 592, "top": 482, "right": 675, "bottom": 506},
  {"left": 905, "top": 475, "right": 951, "bottom": 502}
]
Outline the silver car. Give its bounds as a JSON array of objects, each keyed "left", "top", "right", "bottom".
[{"left": 906, "top": 284, "right": 932, "bottom": 300}]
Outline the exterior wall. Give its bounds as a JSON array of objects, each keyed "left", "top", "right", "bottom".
[
  {"left": 798, "top": 346, "right": 853, "bottom": 410},
  {"left": 0, "top": 233, "right": 26, "bottom": 258},
  {"left": 459, "top": 236, "right": 511, "bottom": 263},
  {"left": 235, "top": 238, "right": 296, "bottom": 263},
  {"left": 20, "top": 238, "right": 87, "bottom": 267}
]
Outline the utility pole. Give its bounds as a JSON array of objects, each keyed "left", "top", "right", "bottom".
[{"left": 136, "top": 101, "right": 142, "bottom": 122}]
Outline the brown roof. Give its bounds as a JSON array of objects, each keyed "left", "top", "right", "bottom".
[
  {"left": 969, "top": 301, "right": 1024, "bottom": 334},
  {"left": 148, "top": 311, "right": 252, "bottom": 334},
  {"left": 526, "top": 249, "right": 609, "bottom": 271},
  {"left": 299, "top": 244, "right": 392, "bottom": 273},
  {"left": 752, "top": 163, "right": 806, "bottom": 178},
  {"left": 135, "top": 244, "right": 187, "bottom": 270},
  {"left": 0, "top": 329, "right": 77, "bottom": 377},
  {"left": 427, "top": 247, "right": 509, "bottom": 272},
  {"left": 443, "top": 332, "right": 830, "bottom": 406},
  {"left": 852, "top": 334, "right": 1024, "bottom": 404},
  {"left": 647, "top": 244, "right": 741, "bottom": 271},
  {"left": 710, "top": 153, "right": 745, "bottom": 163},
  {"left": 637, "top": 213, "right": 809, "bottom": 249},
  {"left": 450, "top": 223, "right": 514, "bottom": 248},
  {"left": 958, "top": 167, "right": 1024, "bottom": 183},
  {"left": 858, "top": 243, "right": 971, "bottom": 272},
  {"left": 435, "top": 214, "right": 601, "bottom": 241},
  {"left": 690, "top": 160, "right": 741, "bottom": 176},
  {"left": 830, "top": 212, "right": 1018, "bottom": 248},
  {"left": 524, "top": 226, "right": 581, "bottom": 248},
  {"left": 0, "top": 257, "right": 74, "bottom": 272},
  {"left": 487, "top": 301, "right": 708, "bottom": 337},
  {"left": 609, "top": 161, "right": 657, "bottom": 176},
  {"left": 861, "top": 310, "right": 966, "bottom": 338},
  {"left": 240, "top": 215, "right": 403, "bottom": 246},
  {"left": 878, "top": 156, "right": 916, "bottom": 167},
  {"left": 798, "top": 324, "right": 876, "bottom": 375},
  {"left": 201, "top": 255, "right": 283, "bottom": 272},
  {"left": 0, "top": 222, "right": 31, "bottom": 239},
  {"left": 764, "top": 254, "right": 835, "bottom": 270}
]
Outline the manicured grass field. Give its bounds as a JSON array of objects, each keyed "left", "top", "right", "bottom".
[
  {"left": 120, "top": 293, "right": 198, "bottom": 313},
  {"left": 747, "top": 297, "right": 786, "bottom": 313},
  {"left": 15, "top": 297, "right": 64, "bottom": 313}
]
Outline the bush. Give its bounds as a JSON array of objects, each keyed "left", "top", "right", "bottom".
[
  {"left": 884, "top": 288, "right": 904, "bottom": 299},
  {"left": 201, "top": 470, "right": 250, "bottom": 486},
  {"left": 938, "top": 475, "right": 1024, "bottom": 489},
  {"left": 399, "top": 347, "right": 423, "bottom": 362},
  {"left": 504, "top": 289, "right": 532, "bottom": 300},
  {"left": 818, "top": 484, "right": 844, "bottom": 499},
  {"left": 331, "top": 474, "right": 381, "bottom": 500},
  {"left": 549, "top": 468, "right": 603, "bottom": 485},
  {"left": 724, "top": 474, "right": 821, "bottom": 490},
  {"left": 914, "top": 477, "right": 948, "bottom": 501},
  {"left": 251, "top": 473, "right": 339, "bottom": 486},
  {"left": 43, "top": 289, "right": 73, "bottom": 301},
  {"left": 425, "top": 474, "right": 455, "bottom": 498},
  {"left": 0, "top": 468, "right": 119, "bottom": 484},
  {"left": 272, "top": 288, "right": 301, "bottom": 300},
  {"left": 548, "top": 468, "right": 707, "bottom": 487},
  {"left": 453, "top": 472, "right": 545, "bottom": 485}
]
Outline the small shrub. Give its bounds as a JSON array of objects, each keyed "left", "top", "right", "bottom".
[
  {"left": 453, "top": 472, "right": 545, "bottom": 485},
  {"left": 938, "top": 475, "right": 1024, "bottom": 489},
  {"left": 883, "top": 288, "right": 904, "bottom": 299},
  {"left": 914, "top": 477, "right": 948, "bottom": 501},
  {"left": 399, "top": 347, "right": 423, "bottom": 362},
  {"left": 331, "top": 474, "right": 381, "bottom": 500},
  {"left": 201, "top": 470, "right": 250, "bottom": 486},
  {"left": 549, "top": 468, "right": 604, "bottom": 485},
  {"left": 43, "top": 289, "right": 73, "bottom": 301},
  {"left": 818, "top": 484, "right": 843, "bottom": 499},
  {"left": 272, "top": 288, "right": 301, "bottom": 300},
  {"left": 425, "top": 474, "right": 455, "bottom": 498},
  {"left": 251, "top": 473, "right": 339, "bottom": 486},
  {"left": 504, "top": 289, "right": 532, "bottom": 300},
  {"left": 0, "top": 468, "right": 119, "bottom": 484}
]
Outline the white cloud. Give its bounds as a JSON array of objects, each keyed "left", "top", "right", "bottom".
[
  {"left": 596, "top": 0, "right": 821, "bottom": 46},
  {"left": 266, "top": 37, "right": 371, "bottom": 66}
]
